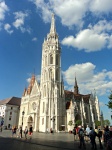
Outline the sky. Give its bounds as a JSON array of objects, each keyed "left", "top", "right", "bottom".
[{"left": 0, "top": 0, "right": 112, "bottom": 124}]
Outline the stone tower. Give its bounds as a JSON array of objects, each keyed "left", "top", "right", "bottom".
[{"left": 39, "top": 14, "right": 65, "bottom": 132}]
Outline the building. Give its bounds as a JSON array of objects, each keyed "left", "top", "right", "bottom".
[
  {"left": 18, "top": 14, "right": 100, "bottom": 132},
  {"left": 0, "top": 97, "right": 21, "bottom": 129}
]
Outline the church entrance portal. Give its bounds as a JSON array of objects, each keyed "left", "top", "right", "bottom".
[{"left": 27, "top": 116, "right": 33, "bottom": 128}]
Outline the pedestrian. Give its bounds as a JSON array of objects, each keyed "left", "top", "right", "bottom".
[
  {"left": 24, "top": 126, "right": 28, "bottom": 139},
  {"left": 78, "top": 125, "right": 86, "bottom": 149},
  {"left": 28, "top": 125, "right": 33, "bottom": 139},
  {"left": 85, "top": 125, "right": 90, "bottom": 142},
  {"left": 11, "top": 126, "right": 14, "bottom": 137},
  {"left": 13, "top": 126, "right": 17, "bottom": 137},
  {"left": 19, "top": 126, "right": 22, "bottom": 138},
  {"left": 106, "top": 130, "right": 112, "bottom": 150},
  {"left": 89, "top": 127, "right": 97, "bottom": 150},
  {"left": 72, "top": 126, "right": 77, "bottom": 141},
  {"left": 104, "top": 126, "right": 110, "bottom": 147},
  {"left": 98, "top": 128, "right": 103, "bottom": 149}
]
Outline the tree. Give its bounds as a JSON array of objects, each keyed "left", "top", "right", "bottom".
[
  {"left": 95, "top": 120, "right": 101, "bottom": 127},
  {"left": 107, "top": 91, "right": 112, "bottom": 109},
  {"left": 103, "top": 119, "right": 110, "bottom": 126},
  {"left": 75, "top": 120, "right": 82, "bottom": 126}
]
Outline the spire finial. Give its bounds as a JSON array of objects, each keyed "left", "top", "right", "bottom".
[{"left": 50, "top": 13, "right": 56, "bottom": 33}]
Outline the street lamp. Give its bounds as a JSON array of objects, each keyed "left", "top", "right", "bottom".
[{"left": 22, "top": 111, "right": 25, "bottom": 126}]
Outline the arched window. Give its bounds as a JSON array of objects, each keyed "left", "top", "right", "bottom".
[
  {"left": 50, "top": 54, "right": 53, "bottom": 64},
  {"left": 44, "top": 85, "right": 46, "bottom": 97},
  {"left": 49, "top": 69, "right": 54, "bottom": 79},
  {"left": 56, "top": 69, "right": 59, "bottom": 81},
  {"left": 56, "top": 54, "right": 59, "bottom": 65},
  {"left": 45, "top": 56, "right": 47, "bottom": 66}
]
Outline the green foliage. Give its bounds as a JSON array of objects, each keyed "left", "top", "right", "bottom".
[
  {"left": 75, "top": 120, "right": 82, "bottom": 126},
  {"left": 95, "top": 120, "right": 101, "bottom": 127},
  {"left": 103, "top": 119, "right": 110, "bottom": 126},
  {"left": 68, "top": 120, "right": 73, "bottom": 126},
  {"left": 107, "top": 91, "right": 112, "bottom": 109}
]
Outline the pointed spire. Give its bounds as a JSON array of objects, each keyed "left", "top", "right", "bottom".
[
  {"left": 50, "top": 13, "right": 56, "bottom": 34},
  {"left": 74, "top": 74, "right": 79, "bottom": 94}
]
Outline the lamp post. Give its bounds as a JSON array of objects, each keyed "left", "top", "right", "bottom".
[{"left": 22, "top": 111, "right": 25, "bottom": 126}]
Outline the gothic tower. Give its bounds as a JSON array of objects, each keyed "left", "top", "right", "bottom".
[{"left": 39, "top": 14, "right": 65, "bottom": 132}]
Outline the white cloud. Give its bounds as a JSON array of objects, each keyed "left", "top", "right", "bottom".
[
  {"left": 4, "top": 23, "right": 13, "bottom": 34},
  {"left": 29, "top": 0, "right": 112, "bottom": 28},
  {"left": 62, "top": 20, "right": 112, "bottom": 52},
  {"left": 63, "top": 62, "right": 112, "bottom": 96},
  {"left": 32, "top": 37, "right": 37, "bottom": 41},
  {"left": 0, "top": 1, "right": 8, "bottom": 21},
  {"left": 13, "top": 11, "right": 31, "bottom": 33},
  {"left": 90, "top": 0, "right": 112, "bottom": 14}
]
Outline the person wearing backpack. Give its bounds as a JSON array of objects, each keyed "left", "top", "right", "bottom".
[
  {"left": 78, "top": 126, "right": 86, "bottom": 149},
  {"left": 73, "top": 126, "right": 77, "bottom": 141},
  {"left": 89, "top": 127, "right": 97, "bottom": 150}
]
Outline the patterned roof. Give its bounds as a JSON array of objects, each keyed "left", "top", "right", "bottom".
[
  {"left": 0, "top": 97, "right": 21, "bottom": 106},
  {"left": 65, "top": 90, "right": 90, "bottom": 103}
]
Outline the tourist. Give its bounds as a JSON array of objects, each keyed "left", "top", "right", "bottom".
[
  {"left": 89, "top": 127, "right": 97, "bottom": 150},
  {"left": 85, "top": 125, "right": 90, "bottom": 142},
  {"left": 29, "top": 125, "right": 33, "bottom": 139},
  {"left": 72, "top": 126, "right": 77, "bottom": 141},
  {"left": 24, "top": 126, "right": 28, "bottom": 139},
  {"left": 78, "top": 125, "right": 86, "bottom": 149}
]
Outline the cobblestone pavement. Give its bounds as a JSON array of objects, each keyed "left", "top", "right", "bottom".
[{"left": 0, "top": 130, "right": 105, "bottom": 150}]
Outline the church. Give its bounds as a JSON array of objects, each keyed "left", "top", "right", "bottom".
[{"left": 18, "top": 14, "right": 101, "bottom": 132}]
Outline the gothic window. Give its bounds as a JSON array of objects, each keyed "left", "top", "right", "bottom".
[
  {"left": 43, "top": 102, "right": 45, "bottom": 113},
  {"left": 42, "top": 118, "right": 44, "bottom": 125},
  {"left": 50, "top": 54, "right": 53, "bottom": 64},
  {"left": 44, "top": 85, "right": 46, "bottom": 97},
  {"left": 56, "top": 54, "right": 59, "bottom": 65},
  {"left": 56, "top": 69, "right": 59, "bottom": 81},
  {"left": 45, "top": 56, "right": 47, "bottom": 66},
  {"left": 44, "top": 71, "right": 47, "bottom": 80},
  {"left": 49, "top": 69, "right": 54, "bottom": 79}
]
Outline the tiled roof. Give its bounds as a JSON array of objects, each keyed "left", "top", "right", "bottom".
[
  {"left": 0, "top": 97, "right": 21, "bottom": 106},
  {"left": 65, "top": 90, "right": 90, "bottom": 103}
]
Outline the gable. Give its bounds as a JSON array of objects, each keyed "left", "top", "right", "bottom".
[{"left": 30, "top": 80, "right": 40, "bottom": 96}]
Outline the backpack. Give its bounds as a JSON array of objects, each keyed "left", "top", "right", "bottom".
[
  {"left": 73, "top": 128, "right": 76, "bottom": 135},
  {"left": 79, "top": 129, "right": 84, "bottom": 137}
]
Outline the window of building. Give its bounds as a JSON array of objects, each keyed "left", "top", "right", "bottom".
[
  {"left": 10, "top": 112, "right": 12, "bottom": 115},
  {"left": 50, "top": 54, "right": 53, "bottom": 64},
  {"left": 9, "top": 116, "right": 11, "bottom": 121},
  {"left": 11, "top": 107, "right": 13, "bottom": 110},
  {"left": 56, "top": 54, "right": 59, "bottom": 65},
  {"left": 43, "top": 102, "right": 45, "bottom": 113}
]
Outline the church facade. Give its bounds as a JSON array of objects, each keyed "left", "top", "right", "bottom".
[{"left": 18, "top": 14, "right": 101, "bottom": 132}]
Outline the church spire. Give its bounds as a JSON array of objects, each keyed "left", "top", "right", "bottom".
[
  {"left": 74, "top": 75, "right": 79, "bottom": 94},
  {"left": 50, "top": 13, "right": 56, "bottom": 34}
]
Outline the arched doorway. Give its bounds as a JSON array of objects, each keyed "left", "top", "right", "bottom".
[{"left": 27, "top": 116, "right": 33, "bottom": 128}]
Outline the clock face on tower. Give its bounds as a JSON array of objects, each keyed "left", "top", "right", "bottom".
[{"left": 32, "top": 102, "right": 36, "bottom": 110}]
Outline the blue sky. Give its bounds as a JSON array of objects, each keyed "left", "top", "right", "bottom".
[{"left": 0, "top": 0, "right": 112, "bottom": 123}]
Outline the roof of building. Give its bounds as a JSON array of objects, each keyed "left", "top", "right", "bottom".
[
  {"left": 65, "top": 90, "right": 91, "bottom": 103},
  {"left": 0, "top": 97, "right": 21, "bottom": 106}
]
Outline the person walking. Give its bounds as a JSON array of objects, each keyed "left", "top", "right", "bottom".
[
  {"left": 24, "top": 126, "right": 28, "bottom": 139},
  {"left": 89, "top": 127, "right": 97, "bottom": 150},
  {"left": 85, "top": 125, "right": 90, "bottom": 142},
  {"left": 78, "top": 126, "right": 86, "bottom": 149},
  {"left": 73, "top": 126, "right": 77, "bottom": 141},
  {"left": 19, "top": 126, "right": 22, "bottom": 138},
  {"left": 28, "top": 125, "right": 33, "bottom": 139}
]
